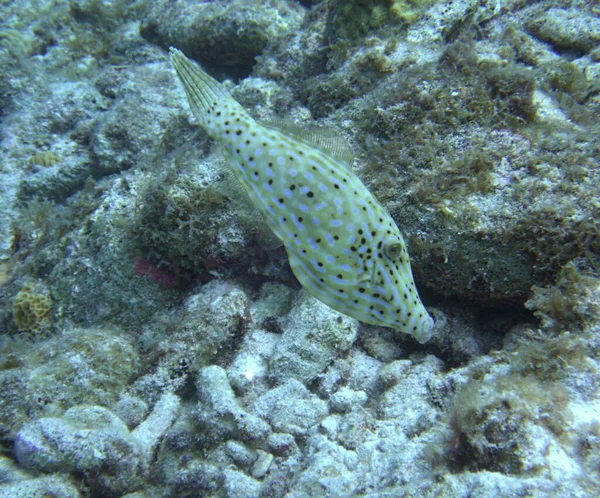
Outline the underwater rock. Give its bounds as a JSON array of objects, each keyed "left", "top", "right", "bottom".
[
  {"left": 527, "top": 8, "right": 600, "bottom": 54},
  {"left": 19, "top": 162, "right": 90, "bottom": 202},
  {"left": 254, "top": 379, "right": 329, "bottom": 436},
  {"left": 128, "top": 282, "right": 252, "bottom": 404},
  {"left": 227, "top": 329, "right": 279, "bottom": 394},
  {"left": 114, "top": 394, "right": 149, "bottom": 429},
  {"left": 269, "top": 295, "right": 359, "bottom": 383},
  {"left": 90, "top": 61, "right": 180, "bottom": 177},
  {"left": 378, "top": 356, "right": 443, "bottom": 435},
  {"left": 222, "top": 468, "right": 263, "bottom": 498},
  {"left": 330, "top": 387, "right": 368, "bottom": 413},
  {"left": 0, "top": 454, "right": 30, "bottom": 483},
  {"left": 141, "top": 0, "right": 304, "bottom": 78},
  {"left": 222, "top": 440, "right": 258, "bottom": 470},
  {"left": 0, "top": 328, "right": 138, "bottom": 436},
  {"left": 15, "top": 405, "right": 144, "bottom": 495},
  {"left": 14, "top": 393, "right": 179, "bottom": 496},
  {"left": 0, "top": 475, "right": 81, "bottom": 498},
  {"left": 132, "top": 392, "right": 181, "bottom": 462},
  {"left": 13, "top": 79, "right": 106, "bottom": 202},
  {"left": 183, "top": 282, "right": 251, "bottom": 355},
  {"left": 249, "top": 281, "right": 295, "bottom": 328},
  {"left": 195, "top": 365, "right": 271, "bottom": 442},
  {"left": 285, "top": 432, "right": 360, "bottom": 496}
]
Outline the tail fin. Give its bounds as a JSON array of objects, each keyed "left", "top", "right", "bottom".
[{"left": 169, "top": 48, "right": 242, "bottom": 131}]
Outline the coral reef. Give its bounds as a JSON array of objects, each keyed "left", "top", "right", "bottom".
[
  {"left": 7, "top": 280, "right": 53, "bottom": 335},
  {"left": 0, "top": 0, "right": 599, "bottom": 497},
  {"left": 0, "top": 328, "right": 139, "bottom": 436},
  {"left": 140, "top": 0, "right": 304, "bottom": 78}
]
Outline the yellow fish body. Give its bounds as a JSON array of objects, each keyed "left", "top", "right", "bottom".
[{"left": 169, "top": 48, "right": 434, "bottom": 343}]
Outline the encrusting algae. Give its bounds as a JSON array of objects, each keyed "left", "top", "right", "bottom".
[{"left": 169, "top": 48, "right": 434, "bottom": 343}]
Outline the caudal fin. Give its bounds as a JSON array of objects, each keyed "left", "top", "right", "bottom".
[{"left": 169, "top": 47, "right": 235, "bottom": 130}]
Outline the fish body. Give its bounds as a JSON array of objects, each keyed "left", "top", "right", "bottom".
[{"left": 169, "top": 48, "right": 434, "bottom": 343}]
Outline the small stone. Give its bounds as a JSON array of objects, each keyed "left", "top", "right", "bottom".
[
  {"left": 254, "top": 379, "right": 329, "bottom": 436},
  {"left": 250, "top": 449, "right": 274, "bottom": 479},
  {"left": 330, "top": 388, "right": 368, "bottom": 413}
]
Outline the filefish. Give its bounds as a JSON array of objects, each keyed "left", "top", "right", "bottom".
[{"left": 169, "top": 48, "right": 434, "bottom": 343}]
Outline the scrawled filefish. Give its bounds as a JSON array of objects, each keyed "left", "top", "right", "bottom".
[{"left": 169, "top": 48, "right": 434, "bottom": 343}]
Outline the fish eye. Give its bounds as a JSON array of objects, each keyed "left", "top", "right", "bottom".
[{"left": 383, "top": 238, "right": 402, "bottom": 259}]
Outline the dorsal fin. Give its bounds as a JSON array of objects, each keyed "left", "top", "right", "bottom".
[{"left": 261, "top": 118, "right": 355, "bottom": 169}]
